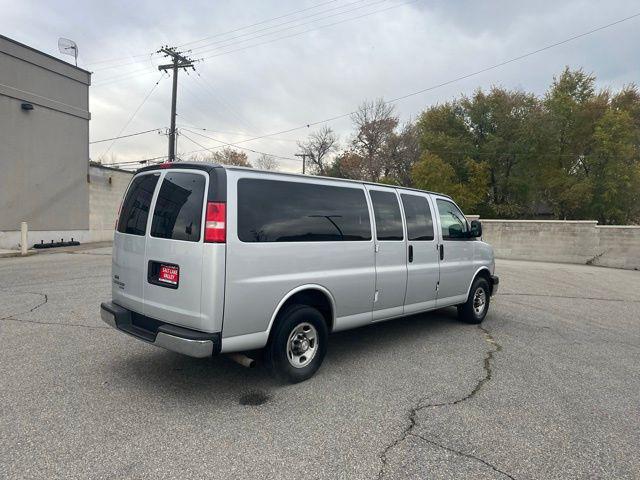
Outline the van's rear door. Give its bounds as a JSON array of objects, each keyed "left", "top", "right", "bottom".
[
  {"left": 113, "top": 172, "right": 161, "bottom": 315},
  {"left": 142, "top": 169, "right": 209, "bottom": 331}
]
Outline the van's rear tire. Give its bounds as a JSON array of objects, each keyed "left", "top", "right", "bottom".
[
  {"left": 457, "top": 277, "right": 491, "bottom": 324},
  {"left": 265, "top": 305, "right": 328, "bottom": 383}
]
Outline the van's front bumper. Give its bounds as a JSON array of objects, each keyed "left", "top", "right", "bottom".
[
  {"left": 490, "top": 275, "right": 499, "bottom": 295},
  {"left": 100, "top": 301, "right": 221, "bottom": 358}
]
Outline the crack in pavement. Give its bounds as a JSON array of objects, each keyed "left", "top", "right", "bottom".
[
  {"left": 409, "top": 433, "right": 515, "bottom": 480},
  {"left": 1, "top": 317, "right": 110, "bottom": 330},
  {"left": 410, "top": 433, "right": 516, "bottom": 480},
  {"left": 376, "top": 325, "right": 515, "bottom": 480},
  {"left": 0, "top": 289, "right": 108, "bottom": 330},
  {"left": 0, "top": 290, "right": 48, "bottom": 321}
]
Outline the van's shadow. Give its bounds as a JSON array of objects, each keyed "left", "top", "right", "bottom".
[{"left": 106, "top": 307, "right": 463, "bottom": 405}]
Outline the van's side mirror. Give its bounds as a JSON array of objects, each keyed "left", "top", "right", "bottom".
[{"left": 469, "top": 220, "right": 482, "bottom": 238}]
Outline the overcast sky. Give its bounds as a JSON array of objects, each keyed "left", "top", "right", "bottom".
[{"left": 1, "top": 0, "right": 639, "bottom": 172}]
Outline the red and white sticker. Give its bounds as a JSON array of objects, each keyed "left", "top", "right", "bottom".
[{"left": 158, "top": 265, "right": 179, "bottom": 285}]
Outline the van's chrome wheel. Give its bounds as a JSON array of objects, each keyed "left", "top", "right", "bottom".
[
  {"left": 286, "top": 322, "right": 318, "bottom": 368},
  {"left": 266, "top": 305, "right": 328, "bottom": 383},
  {"left": 457, "top": 277, "right": 490, "bottom": 324},
  {"left": 472, "top": 287, "right": 486, "bottom": 316}
]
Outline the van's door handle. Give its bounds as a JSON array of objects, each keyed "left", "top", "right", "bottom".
[
  {"left": 439, "top": 244, "right": 444, "bottom": 261},
  {"left": 408, "top": 245, "right": 413, "bottom": 263}
]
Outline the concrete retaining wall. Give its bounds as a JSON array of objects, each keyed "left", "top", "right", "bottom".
[
  {"left": 594, "top": 226, "right": 640, "bottom": 270},
  {"left": 478, "top": 219, "right": 640, "bottom": 270}
]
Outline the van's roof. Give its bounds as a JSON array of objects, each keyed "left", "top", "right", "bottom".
[{"left": 136, "top": 161, "right": 451, "bottom": 199}]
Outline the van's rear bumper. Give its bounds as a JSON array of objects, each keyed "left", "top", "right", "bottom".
[{"left": 100, "top": 301, "right": 221, "bottom": 358}]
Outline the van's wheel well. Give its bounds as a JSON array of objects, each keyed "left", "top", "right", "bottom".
[
  {"left": 273, "top": 289, "right": 333, "bottom": 335},
  {"left": 473, "top": 269, "right": 493, "bottom": 295}
]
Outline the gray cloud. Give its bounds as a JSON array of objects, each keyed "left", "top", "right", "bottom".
[{"left": 1, "top": 0, "right": 639, "bottom": 171}]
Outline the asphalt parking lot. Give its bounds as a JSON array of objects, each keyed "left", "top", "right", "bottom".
[{"left": 1, "top": 246, "right": 639, "bottom": 479}]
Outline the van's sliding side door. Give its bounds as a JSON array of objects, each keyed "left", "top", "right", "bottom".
[
  {"left": 365, "top": 185, "right": 407, "bottom": 321},
  {"left": 400, "top": 192, "right": 439, "bottom": 314}
]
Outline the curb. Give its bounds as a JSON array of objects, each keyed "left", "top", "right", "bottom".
[{"left": 0, "top": 251, "right": 38, "bottom": 259}]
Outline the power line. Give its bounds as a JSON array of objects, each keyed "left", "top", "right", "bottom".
[
  {"left": 85, "top": 51, "right": 154, "bottom": 67},
  {"left": 94, "top": 10, "right": 640, "bottom": 164},
  {"left": 188, "top": 0, "right": 377, "bottom": 54},
  {"left": 180, "top": 128, "right": 299, "bottom": 162},
  {"left": 180, "top": 0, "right": 341, "bottom": 48},
  {"left": 88, "top": 0, "right": 410, "bottom": 87},
  {"left": 92, "top": 66, "right": 159, "bottom": 88},
  {"left": 197, "top": 11, "right": 640, "bottom": 148},
  {"left": 198, "top": 0, "right": 415, "bottom": 60},
  {"left": 386, "top": 12, "right": 640, "bottom": 104},
  {"left": 89, "top": 1, "right": 375, "bottom": 76},
  {"left": 177, "top": 122, "right": 300, "bottom": 142},
  {"left": 193, "top": 72, "right": 261, "bottom": 133},
  {"left": 90, "top": 128, "right": 163, "bottom": 144},
  {"left": 91, "top": 52, "right": 158, "bottom": 72},
  {"left": 98, "top": 74, "right": 164, "bottom": 163},
  {"left": 84, "top": 0, "right": 340, "bottom": 67}
]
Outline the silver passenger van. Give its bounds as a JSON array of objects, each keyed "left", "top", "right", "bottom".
[{"left": 101, "top": 162, "right": 498, "bottom": 383}]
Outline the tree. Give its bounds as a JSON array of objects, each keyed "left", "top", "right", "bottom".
[
  {"left": 254, "top": 153, "right": 279, "bottom": 171},
  {"left": 384, "top": 123, "right": 421, "bottom": 186},
  {"left": 296, "top": 126, "right": 339, "bottom": 175},
  {"left": 416, "top": 87, "right": 541, "bottom": 217},
  {"left": 325, "top": 150, "right": 366, "bottom": 180},
  {"left": 587, "top": 109, "right": 640, "bottom": 224},
  {"left": 190, "top": 147, "right": 252, "bottom": 167},
  {"left": 537, "top": 68, "right": 603, "bottom": 219},
  {"left": 350, "top": 99, "right": 398, "bottom": 182},
  {"left": 412, "top": 153, "right": 489, "bottom": 213},
  {"left": 324, "top": 68, "right": 640, "bottom": 223}
]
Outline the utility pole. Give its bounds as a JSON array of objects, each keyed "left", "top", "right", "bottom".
[
  {"left": 294, "top": 153, "right": 309, "bottom": 174},
  {"left": 157, "top": 46, "right": 195, "bottom": 162}
]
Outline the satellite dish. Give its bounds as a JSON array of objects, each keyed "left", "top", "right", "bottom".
[{"left": 58, "top": 38, "right": 78, "bottom": 66}]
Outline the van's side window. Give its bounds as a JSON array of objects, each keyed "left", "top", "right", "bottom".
[
  {"left": 151, "top": 172, "right": 206, "bottom": 242},
  {"left": 117, "top": 174, "right": 159, "bottom": 236},
  {"left": 370, "top": 190, "right": 403, "bottom": 241},
  {"left": 238, "top": 178, "right": 371, "bottom": 242},
  {"left": 436, "top": 199, "right": 469, "bottom": 239},
  {"left": 401, "top": 194, "right": 434, "bottom": 241}
]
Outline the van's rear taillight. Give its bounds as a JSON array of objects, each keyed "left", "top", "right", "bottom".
[{"left": 204, "top": 202, "right": 226, "bottom": 243}]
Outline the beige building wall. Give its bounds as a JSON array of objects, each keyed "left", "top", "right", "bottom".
[{"left": 89, "top": 163, "right": 133, "bottom": 242}]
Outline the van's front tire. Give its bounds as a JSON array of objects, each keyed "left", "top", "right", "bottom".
[
  {"left": 457, "top": 277, "right": 491, "bottom": 324},
  {"left": 265, "top": 305, "right": 328, "bottom": 383}
]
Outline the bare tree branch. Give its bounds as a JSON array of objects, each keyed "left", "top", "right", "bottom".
[
  {"left": 297, "top": 126, "right": 339, "bottom": 175},
  {"left": 350, "top": 99, "right": 398, "bottom": 181},
  {"left": 254, "top": 153, "right": 279, "bottom": 170}
]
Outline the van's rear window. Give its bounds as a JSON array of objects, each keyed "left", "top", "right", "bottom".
[
  {"left": 117, "top": 174, "right": 159, "bottom": 236},
  {"left": 237, "top": 178, "right": 371, "bottom": 242},
  {"left": 151, "top": 172, "right": 206, "bottom": 242}
]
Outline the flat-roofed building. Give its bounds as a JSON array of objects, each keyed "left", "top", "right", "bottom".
[{"left": 0, "top": 34, "right": 96, "bottom": 249}]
